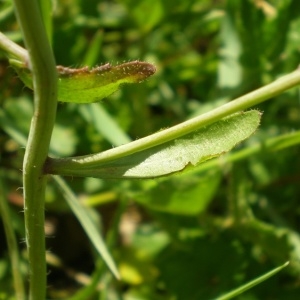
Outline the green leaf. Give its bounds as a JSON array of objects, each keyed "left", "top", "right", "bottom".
[
  {"left": 48, "top": 110, "right": 261, "bottom": 179},
  {"left": 52, "top": 176, "right": 120, "bottom": 279},
  {"left": 134, "top": 171, "right": 221, "bottom": 215},
  {"left": 12, "top": 60, "right": 156, "bottom": 103},
  {"left": 214, "top": 261, "right": 289, "bottom": 300}
]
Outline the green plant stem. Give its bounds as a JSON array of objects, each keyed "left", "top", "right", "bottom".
[
  {"left": 0, "top": 31, "right": 28, "bottom": 62},
  {"left": 0, "top": 173, "right": 25, "bottom": 300},
  {"left": 46, "top": 69, "right": 300, "bottom": 173},
  {"left": 12, "top": 0, "right": 58, "bottom": 299}
]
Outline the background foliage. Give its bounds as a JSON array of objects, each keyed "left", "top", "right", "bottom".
[{"left": 1, "top": 0, "right": 300, "bottom": 299}]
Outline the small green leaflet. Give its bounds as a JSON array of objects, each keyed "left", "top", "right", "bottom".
[
  {"left": 12, "top": 60, "right": 156, "bottom": 103},
  {"left": 57, "top": 61, "right": 156, "bottom": 103}
]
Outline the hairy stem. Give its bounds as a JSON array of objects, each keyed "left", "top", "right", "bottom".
[{"left": 12, "top": 0, "right": 57, "bottom": 299}]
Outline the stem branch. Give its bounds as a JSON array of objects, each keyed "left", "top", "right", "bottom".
[{"left": 0, "top": 31, "right": 28, "bottom": 62}]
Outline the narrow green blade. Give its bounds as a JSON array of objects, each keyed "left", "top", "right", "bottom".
[
  {"left": 214, "top": 261, "right": 289, "bottom": 300},
  {"left": 52, "top": 176, "right": 120, "bottom": 279}
]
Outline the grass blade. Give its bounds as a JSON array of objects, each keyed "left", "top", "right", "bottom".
[
  {"left": 52, "top": 175, "right": 120, "bottom": 279},
  {"left": 214, "top": 261, "right": 289, "bottom": 300}
]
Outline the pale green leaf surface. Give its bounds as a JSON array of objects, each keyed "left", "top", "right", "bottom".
[{"left": 54, "top": 110, "right": 261, "bottom": 179}]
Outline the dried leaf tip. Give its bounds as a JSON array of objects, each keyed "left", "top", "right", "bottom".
[{"left": 121, "top": 61, "right": 156, "bottom": 76}]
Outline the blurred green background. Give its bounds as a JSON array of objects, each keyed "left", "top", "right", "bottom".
[{"left": 1, "top": 0, "right": 300, "bottom": 299}]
